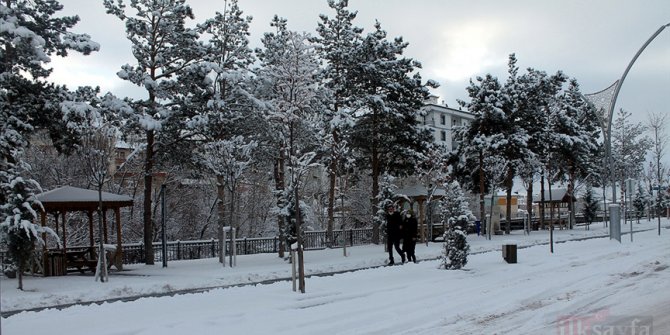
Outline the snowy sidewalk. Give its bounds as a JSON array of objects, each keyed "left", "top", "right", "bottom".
[
  {"left": 1, "top": 219, "right": 667, "bottom": 314},
  {"left": 3, "top": 219, "right": 669, "bottom": 335}
]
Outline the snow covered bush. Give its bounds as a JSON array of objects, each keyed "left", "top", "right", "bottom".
[
  {"left": 0, "top": 166, "right": 56, "bottom": 287},
  {"left": 439, "top": 181, "right": 472, "bottom": 269},
  {"left": 442, "top": 227, "right": 470, "bottom": 270}
]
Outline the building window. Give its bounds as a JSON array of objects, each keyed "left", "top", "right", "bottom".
[
  {"left": 440, "top": 130, "right": 446, "bottom": 141},
  {"left": 440, "top": 114, "right": 446, "bottom": 125}
]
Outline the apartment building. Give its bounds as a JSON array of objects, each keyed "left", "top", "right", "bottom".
[{"left": 419, "top": 96, "right": 474, "bottom": 152}]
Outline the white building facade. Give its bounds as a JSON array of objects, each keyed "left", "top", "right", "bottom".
[{"left": 419, "top": 96, "right": 474, "bottom": 152}]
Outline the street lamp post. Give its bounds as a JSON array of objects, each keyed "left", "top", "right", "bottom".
[
  {"left": 604, "top": 23, "right": 669, "bottom": 202},
  {"left": 584, "top": 22, "right": 669, "bottom": 213}
]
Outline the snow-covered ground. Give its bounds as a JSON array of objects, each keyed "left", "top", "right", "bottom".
[{"left": 2, "top": 219, "right": 669, "bottom": 334}]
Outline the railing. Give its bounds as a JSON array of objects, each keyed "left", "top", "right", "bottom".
[
  {"left": 121, "top": 228, "right": 374, "bottom": 265},
  {"left": 488, "top": 214, "right": 611, "bottom": 230}
]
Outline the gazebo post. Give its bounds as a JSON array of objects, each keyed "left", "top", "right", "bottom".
[
  {"left": 103, "top": 209, "right": 109, "bottom": 244},
  {"left": 41, "top": 211, "right": 48, "bottom": 276},
  {"left": 61, "top": 211, "right": 67, "bottom": 253},
  {"left": 115, "top": 208, "right": 123, "bottom": 270},
  {"left": 41, "top": 211, "right": 47, "bottom": 250},
  {"left": 61, "top": 211, "right": 68, "bottom": 275},
  {"left": 88, "top": 210, "right": 95, "bottom": 258}
]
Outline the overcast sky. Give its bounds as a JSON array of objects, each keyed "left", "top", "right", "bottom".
[{"left": 51, "top": 0, "right": 669, "bottom": 126}]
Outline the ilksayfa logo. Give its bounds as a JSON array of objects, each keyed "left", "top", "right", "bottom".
[{"left": 557, "top": 310, "right": 653, "bottom": 335}]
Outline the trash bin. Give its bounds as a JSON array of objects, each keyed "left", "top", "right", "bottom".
[{"left": 502, "top": 244, "right": 517, "bottom": 264}]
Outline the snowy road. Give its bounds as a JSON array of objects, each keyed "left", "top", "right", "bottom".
[{"left": 3, "top": 225, "right": 670, "bottom": 334}]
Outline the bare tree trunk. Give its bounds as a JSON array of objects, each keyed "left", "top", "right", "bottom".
[
  {"left": 295, "top": 186, "right": 305, "bottom": 293},
  {"left": 95, "top": 186, "right": 108, "bottom": 282},
  {"left": 649, "top": 112, "right": 666, "bottom": 235},
  {"left": 274, "top": 153, "right": 286, "bottom": 258},
  {"left": 199, "top": 195, "right": 218, "bottom": 239}
]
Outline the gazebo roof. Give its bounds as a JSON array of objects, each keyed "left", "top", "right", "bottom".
[
  {"left": 36, "top": 186, "right": 134, "bottom": 212},
  {"left": 396, "top": 185, "right": 446, "bottom": 200},
  {"left": 532, "top": 188, "right": 576, "bottom": 203}
]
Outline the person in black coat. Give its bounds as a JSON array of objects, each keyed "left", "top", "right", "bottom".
[
  {"left": 403, "top": 210, "right": 418, "bottom": 263},
  {"left": 385, "top": 205, "right": 405, "bottom": 264}
]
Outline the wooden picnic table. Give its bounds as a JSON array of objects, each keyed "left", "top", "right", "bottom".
[{"left": 65, "top": 248, "right": 97, "bottom": 274}]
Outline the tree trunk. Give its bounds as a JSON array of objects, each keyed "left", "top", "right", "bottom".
[
  {"left": 620, "top": 178, "right": 626, "bottom": 225},
  {"left": 488, "top": 192, "right": 496, "bottom": 240},
  {"left": 526, "top": 177, "right": 534, "bottom": 231},
  {"left": 228, "top": 180, "right": 236, "bottom": 267},
  {"left": 17, "top": 254, "right": 23, "bottom": 291},
  {"left": 656, "top": 132, "right": 662, "bottom": 234},
  {"left": 96, "top": 186, "right": 108, "bottom": 282},
  {"left": 505, "top": 166, "right": 513, "bottom": 234},
  {"left": 274, "top": 153, "right": 286, "bottom": 258},
  {"left": 548, "top": 176, "right": 554, "bottom": 253},
  {"left": 143, "top": 129, "right": 155, "bottom": 265},
  {"left": 371, "top": 147, "right": 380, "bottom": 245},
  {"left": 216, "top": 175, "right": 225, "bottom": 264},
  {"left": 479, "top": 152, "right": 486, "bottom": 232},
  {"left": 567, "top": 164, "right": 576, "bottom": 229},
  {"left": 326, "top": 129, "right": 339, "bottom": 248},
  {"left": 295, "top": 186, "right": 305, "bottom": 293},
  {"left": 540, "top": 172, "right": 546, "bottom": 230}
]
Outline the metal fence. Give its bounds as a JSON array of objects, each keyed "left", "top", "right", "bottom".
[{"left": 121, "top": 228, "right": 374, "bottom": 265}]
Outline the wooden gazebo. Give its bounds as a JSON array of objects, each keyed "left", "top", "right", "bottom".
[
  {"left": 533, "top": 188, "right": 577, "bottom": 228},
  {"left": 36, "top": 186, "right": 134, "bottom": 276},
  {"left": 395, "top": 185, "right": 446, "bottom": 243},
  {"left": 533, "top": 188, "right": 576, "bottom": 211}
]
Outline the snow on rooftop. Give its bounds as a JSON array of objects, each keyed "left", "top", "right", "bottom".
[{"left": 36, "top": 186, "right": 133, "bottom": 203}]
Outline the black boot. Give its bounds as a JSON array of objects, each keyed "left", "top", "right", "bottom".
[{"left": 401, "top": 253, "right": 406, "bottom": 263}]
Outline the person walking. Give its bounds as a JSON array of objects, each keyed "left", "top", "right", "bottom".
[
  {"left": 385, "top": 205, "right": 405, "bottom": 264},
  {"left": 403, "top": 210, "right": 418, "bottom": 263}
]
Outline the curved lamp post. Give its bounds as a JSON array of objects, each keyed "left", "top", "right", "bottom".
[{"left": 586, "top": 23, "right": 670, "bottom": 203}]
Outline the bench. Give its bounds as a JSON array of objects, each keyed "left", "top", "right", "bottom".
[{"left": 66, "top": 249, "right": 97, "bottom": 274}]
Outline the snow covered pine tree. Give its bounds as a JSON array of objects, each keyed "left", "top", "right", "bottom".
[
  {"left": 1, "top": 0, "right": 99, "bottom": 289},
  {"left": 442, "top": 227, "right": 470, "bottom": 270}
]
